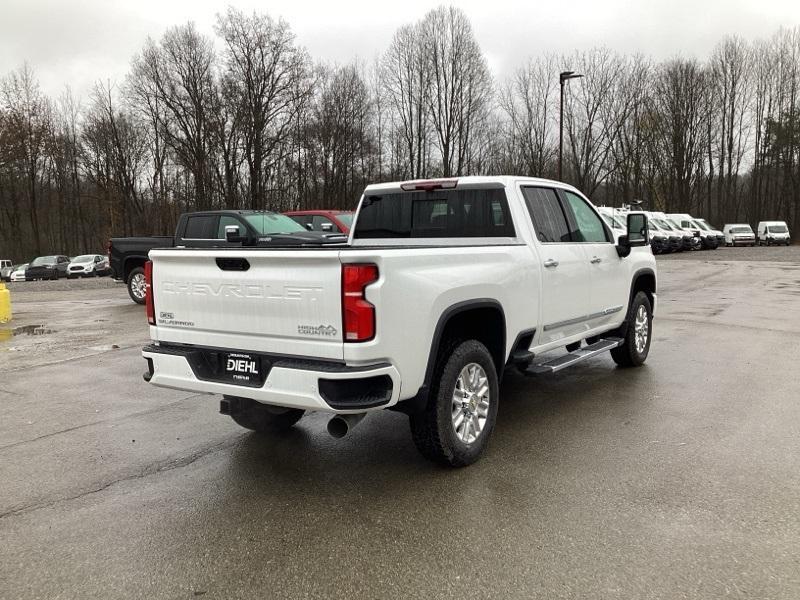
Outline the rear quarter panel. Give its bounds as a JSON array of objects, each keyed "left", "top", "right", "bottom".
[{"left": 341, "top": 244, "right": 539, "bottom": 400}]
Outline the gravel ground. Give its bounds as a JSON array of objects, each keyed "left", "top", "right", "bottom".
[
  {"left": 4, "top": 275, "right": 118, "bottom": 299},
  {"left": 658, "top": 243, "right": 800, "bottom": 262},
  {"left": 2, "top": 246, "right": 800, "bottom": 599}
]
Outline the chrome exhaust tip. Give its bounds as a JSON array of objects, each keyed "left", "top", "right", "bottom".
[{"left": 327, "top": 413, "right": 366, "bottom": 438}]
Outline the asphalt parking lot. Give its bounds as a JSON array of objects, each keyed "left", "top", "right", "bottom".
[{"left": 1, "top": 247, "right": 799, "bottom": 599}]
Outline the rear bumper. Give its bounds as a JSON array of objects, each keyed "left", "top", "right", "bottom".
[{"left": 142, "top": 343, "right": 401, "bottom": 414}]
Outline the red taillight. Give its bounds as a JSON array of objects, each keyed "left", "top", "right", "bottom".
[
  {"left": 342, "top": 263, "right": 378, "bottom": 342},
  {"left": 145, "top": 260, "right": 155, "bottom": 325}
]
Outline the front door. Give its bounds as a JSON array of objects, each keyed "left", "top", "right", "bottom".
[
  {"left": 520, "top": 186, "right": 592, "bottom": 346},
  {"left": 559, "top": 190, "right": 629, "bottom": 331}
]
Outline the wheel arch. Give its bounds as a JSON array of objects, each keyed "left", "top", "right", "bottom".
[
  {"left": 407, "top": 299, "right": 506, "bottom": 408},
  {"left": 618, "top": 268, "right": 656, "bottom": 337},
  {"left": 123, "top": 255, "right": 148, "bottom": 282}
]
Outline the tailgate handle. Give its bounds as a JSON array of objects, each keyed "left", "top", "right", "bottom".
[{"left": 216, "top": 257, "right": 250, "bottom": 271}]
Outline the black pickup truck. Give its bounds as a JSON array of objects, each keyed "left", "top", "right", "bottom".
[{"left": 109, "top": 210, "right": 346, "bottom": 304}]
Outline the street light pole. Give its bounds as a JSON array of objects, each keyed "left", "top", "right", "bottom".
[{"left": 559, "top": 70, "right": 583, "bottom": 181}]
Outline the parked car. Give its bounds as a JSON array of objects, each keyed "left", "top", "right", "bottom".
[
  {"left": 68, "top": 254, "right": 111, "bottom": 278},
  {"left": 1, "top": 260, "right": 16, "bottom": 282},
  {"left": 142, "top": 176, "right": 657, "bottom": 467},
  {"left": 650, "top": 212, "right": 697, "bottom": 250},
  {"left": 696, "top": 219, "right": 725, "bottom": 247},
  {"left": 285, "top": 210, "right": 355, "bottom": 234},
  {"left": 646, "top": 214, "right": 683, "bottom": 252},
  {"left": 9, "top": 264, "right": 28, "bottom": 282},
  {"left": 667, "top": 213, "right": 717, "bottom": 249},
  {"left": 110, "top": 210, "right": 347, "bottom": 304},
  {"left": 25, "top": 255, "right": 71, "bottom": 280},
  {"left": 723, "top": 224, "right": 756, "bottom": 246},
  {"left": 692, "top": 218, "right": 719, "bottom": 249},
  {"left": 756, "top": 221, "right": 791, "bottom": 246},
  {"left": 596, "top": 207, "right": 625, "bottom": 242}
]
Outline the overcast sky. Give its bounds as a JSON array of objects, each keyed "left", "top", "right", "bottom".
[{"left": 2, "top": 0, "right": 799, "bottom": 99}]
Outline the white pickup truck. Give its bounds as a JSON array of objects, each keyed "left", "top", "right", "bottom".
[{"left": 142, "top": 177, "right": 657, "bottom": 466}]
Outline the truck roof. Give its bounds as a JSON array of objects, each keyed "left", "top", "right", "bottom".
[{"left": 363, "top": 176, "right": 580, "bottom": 194}]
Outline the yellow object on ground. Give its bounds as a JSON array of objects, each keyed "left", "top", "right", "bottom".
[{"left": 0, "top": 282, "right": 11, "bottom": 323}]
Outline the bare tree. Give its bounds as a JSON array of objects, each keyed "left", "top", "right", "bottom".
[
  {"left": 419, "top": 6, "right": 492, "bottom": 177},
  {"left": 1, "top": 63, "right": 51, "bottom": 254},
  {"left": 216, "top": 7, "right": 311, "bottom": 209},
  {"left": 130, "top": 23, "right": 218, "bottom": 210},
  {"left": 498, "top": 56, "right": 557, "bottom": 177},
  {"left": 382, "top": 22, "right": 431, "bottom": 179}
]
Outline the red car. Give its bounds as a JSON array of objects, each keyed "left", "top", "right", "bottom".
[{"left": 284, "top": 210, "right": 354, "bottom": 234}]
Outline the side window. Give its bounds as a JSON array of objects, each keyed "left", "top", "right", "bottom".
[
  {"left": 183, "top": 215, "right": 216, "bottom": 239},
  {"left": 312, "top": 215, "right": 339, "bottom": 232},
  {"left": 217, "top": 216, "right": 242, "bottom": 239},
  {"left": 289, "top": 215, "right": 312, "bottom": 231},
  {"left": 521, "top": 187, "right": 571, "bottom": 243},
  {"left": 563, "top": 191, "right": 609, "bottom": 243}
]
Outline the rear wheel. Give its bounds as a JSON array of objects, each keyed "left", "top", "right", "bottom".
[
  {"left": 410, "top": 339, "right": 499, "bottom": 467},
  {"left": 127, "top": 267, "right": 146, "bottom": 305},
  {"left": 611, "top": 291, "right": 652, "bottom": 368},
  {"left": 226, "top": 396, "right": 305, "bottom": 432}
]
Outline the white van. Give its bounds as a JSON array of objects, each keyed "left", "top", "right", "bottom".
[
  {"left": 756, "top": 221, "right": 791, "bottom": 246},
  {"left": 697, "top": 219, "right": 725, "bottom": 247},
  {"left": 667, "top": 213, "right": 717, "bottom": 250},
  {"left": 723, "top": 224, "right": 755, "bottom": 247}
]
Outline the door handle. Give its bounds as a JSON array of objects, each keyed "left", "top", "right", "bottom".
[
  {"left": 590, "top": 256, "right": 602, "bottom": 264},
  {"left": 543, "top": 259, "right": 559, "bottom": 268}
]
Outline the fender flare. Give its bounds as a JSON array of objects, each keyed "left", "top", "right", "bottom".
[
  {"left": 618, "top": 268, "right": 657, "bottom": 336},
  {"left": 394, "top": 299, "right": 505, "bottom": 415}
]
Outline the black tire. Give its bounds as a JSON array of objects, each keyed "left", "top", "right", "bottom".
[
  {"left": 611, "top": 291, "right": 653, "bottom": 368},
  {"left": 409, "top": 339, "right": 500, "bottom": 467},
  {"left": 127, "top": 267, "right": 147, "bottom": 305},
  {"left": 226, "top": 396, "right": 304, "bottom": 432}
]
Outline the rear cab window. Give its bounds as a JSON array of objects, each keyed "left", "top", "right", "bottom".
[
  {"left": 353, "top": 188, "right": 516, "bottom": 239},
  {"left": 182, "top": 215, "right": 218, "bottom": 239}
]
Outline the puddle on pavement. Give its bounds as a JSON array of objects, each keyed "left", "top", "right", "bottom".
[{"left": 0, "top": 324, "right": 55, "bottom": 341}]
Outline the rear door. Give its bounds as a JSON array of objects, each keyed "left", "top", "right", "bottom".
[
  {"left": 521, "top": 186, "right": 592, "bottom": 345},
  {"left": 150, "top": 248, "right": 345, "bottom": 360}
]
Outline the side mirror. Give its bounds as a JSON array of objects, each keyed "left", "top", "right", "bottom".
[
  {"left": 320, "top": 223, "right": 334, "bottom": 232},
  {"left": 305, "top": 223, "right": 314, "bottom": 231},
  {"left": 225, "top": 225, "right": 247, "bottom": 244},
  {"left": 616, "top": 213, "right": 649, "bottom": 257}
]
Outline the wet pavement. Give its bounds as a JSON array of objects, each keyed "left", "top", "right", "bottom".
[{"left": 1, "top": 249, "right": 800, "bottom": 599}]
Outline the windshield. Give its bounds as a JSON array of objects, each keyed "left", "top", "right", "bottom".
[
  {"left": 693, "top": 220, "right": 709, "bottom": 231},
  {"left": 245, "top": 213, "right": 307, "bottom": 235},
  {"left": 700, "top": 219, "right": 717, "bottom": 230},
  {"left": 337, "top": 213, "right": 354, "bottom": 227},
  {"left": 30, "top": 256, "right": 58, "bottom": 266},
  {"left": 730, "top": 226, "right": 753, "bottom": 234},
  {"left": 668, "top": 219, "right": 685, "bottom": 231},
  {"left": 72, "top": 255, "right": 96, "bottom": 262},
  {"left": 768, "top": 225, "right": 788, "bottom": 233},
  {"left": 655, "top": 219, "right": 675, "bottom": 232}
]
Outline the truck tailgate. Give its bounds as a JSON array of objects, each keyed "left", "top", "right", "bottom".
[{"left": 149, "top": 248, "right": 344, "bottom": 360}]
